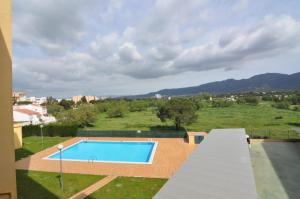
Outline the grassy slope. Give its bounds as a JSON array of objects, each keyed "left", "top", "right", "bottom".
[
  {"left": 15, "top": 136, "right": 70, "bottom": 160},
  {"left": 87, "top": 177, "right": 167, "bottom": 199},
  {"left": 85, "top": 103, "right": 300, "bottom": 138},
  {"left": 17, "top": 170, "right": 104, "bottom": 199}
]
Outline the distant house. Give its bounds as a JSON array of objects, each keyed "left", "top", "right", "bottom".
[
  {"left": 13, "top": 109, "right": 41, "bottom": 125},
  {"left": 13, "top": 92, "right": 47, "bottom": 105},
  {"left": 13, "top": 104, "right": 56, "bottom": 126},
  {"left": 155, "top": 94, "right": 162, "bottom": 99},
  {"left": 14, "top": 104, "right": 47, "bottom": 115},
  {"left": 27, "top": 96, "right": 47, "bottom": 105}
]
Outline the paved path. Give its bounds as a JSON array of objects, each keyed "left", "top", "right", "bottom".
[
  {"left": 69, "top": 175, "right": 117, "bottom": 199},
  {"left": 251, "top": 142, "right": 300, "bottom": 199}
]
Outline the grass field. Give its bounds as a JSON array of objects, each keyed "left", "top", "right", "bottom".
[
  {"left": 86, "top": 177, "right": 167, "bottom": 199},
  {"left": 15, "top": 136, "right": 69, "bottom": 161},
  {"left": 17, "top": 170, "right": 104, "bottom": 199},
  {"left": 85, "top": 103, "right": 300, "bottom": 139}
]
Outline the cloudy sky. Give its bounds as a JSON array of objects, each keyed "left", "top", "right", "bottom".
[{"left": 13, "top": 0, "right": 300, "bottom": 97}]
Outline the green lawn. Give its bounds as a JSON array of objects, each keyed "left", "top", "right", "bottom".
[
  {"left": 84, "top": 109, "right": 173, "bottom": 131},
  {"left": 86, "top": 177, "right": 167, "bottom": 199},
  {"left": 17, "top": 170, "right": 104, "bottom": 199},
  {"left": 85, "top": 104, "right": 300, "bottom": 139},
  {"left": 15, "top": 136, "right": 70, "bottom": 161}
]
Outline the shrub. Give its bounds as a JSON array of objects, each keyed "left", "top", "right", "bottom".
[
  {"left": 106, "top": 101, "right": 128, "bottom": 118},
  {"left": 262, "top": 96, "right": 273, "bottom": 101},
  {"left": 129, "top": 101, "right": 147, "bottom": 112},
  {"left": 107, "top": 106, "right": 126, "bottom": 118},
  {"left": 22, "top": 124, "right": 78, "bottom": 137},
  {"left": 47, "top": 104, "right": 64, "bottom": 116},
  {"left": 272, "top": 101, "right": 290, "bottom": 110},
  {"left": 292, "top": 106, "right": 300, "bottom": 111},
  {"left": 56, "top": 105, "right": 97, "bottom": 127},
  {"left": 16, "top": 101, "right": 32, "bottom": 105},
  {"left": 274, "top": 116, "right": 283, "bottom": 120},
  {"left": 244, "top": 97, "right": 259, "bottom": 105},
  {"left": 236, "top": 97, "right": 246, "bottom": 104},
  {"left": 211, "top": 100, "right": 233, "bottom": 108},
  {"left": 96, "top": 103, "right": 109, "bottom": 112}
]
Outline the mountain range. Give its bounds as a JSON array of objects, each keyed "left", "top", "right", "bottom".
[{"left": 126, "top": 72, "right": 300, "bottom": 98}]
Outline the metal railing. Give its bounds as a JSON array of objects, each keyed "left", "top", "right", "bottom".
[{"left": 247, "top": 129, "right": 300, "bottom": 140}]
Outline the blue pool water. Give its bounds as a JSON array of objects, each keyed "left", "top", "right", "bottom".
[{"left": 46, "top": 141, "right": 157, "bottom": 164}]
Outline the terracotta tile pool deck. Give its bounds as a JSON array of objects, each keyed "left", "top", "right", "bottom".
[{"left": 16, "top": 137, "right": 197, "bottom": 178}]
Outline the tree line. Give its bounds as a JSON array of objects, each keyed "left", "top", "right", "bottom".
[{"left": 44, "top": 91, "right": 300, "bottom": 130}]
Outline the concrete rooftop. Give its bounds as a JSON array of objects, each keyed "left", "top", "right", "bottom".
[{"left": 155, "top": 128, "right": 257, "bottom": 199}]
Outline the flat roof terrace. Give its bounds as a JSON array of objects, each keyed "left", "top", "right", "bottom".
[
  {"left": 155, "top": 128, "right": 257, "bottom": 199},
  {"left": 251, "top": 140, "right": 300, "bottom": 199}
]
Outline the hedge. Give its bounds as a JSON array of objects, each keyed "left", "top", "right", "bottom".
[
  {"left": 22, "top": 124, "right": 78, "bottom": 137},
  {"left": 77, "top": 130, "right": 187, "bottom": 138}
]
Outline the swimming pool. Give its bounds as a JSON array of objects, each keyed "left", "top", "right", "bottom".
[{"left": 45, "top": 140, "right": 158, "bottom": 164}]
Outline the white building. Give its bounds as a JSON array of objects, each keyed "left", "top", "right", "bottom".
[
  {"left": 26, "top": 96, "right": 47, "bottom": 105},
  {"left": 155, "top": 94, "right": 162, "bottom": 99},
  {"left": 14, "top": 104, "right": 47, "bottom": 115},
  {"left": 13, "top": 104, "right": 56, "bottom": 126},
  {"left": 13, "top": 109, "right": 42, "bottom": 125}
]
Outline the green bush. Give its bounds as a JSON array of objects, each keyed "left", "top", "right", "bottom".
[
  {"left": 129, "top": 101, "right": 147, "bottom": 112},
  {"left": 272, "top": 101, "right": 290, "bottom": 110},
  {"left": 16, "top": 101, "right": 32, "bottom": 105},
  {"left": 212, "top": 99, "right": 233, "bottom": 107},
  {"left": 262, "top": 96, "right": 273, "bottom": 101},
  {"left": 22, "top": 124, "right": 78, "bottom": 137},
  {"left": 106, "top": 101, "right": 128, "bottom": 118},
  {"left": 244, "top": 96, "right": 259, "bottom": 105},
  {"left": 236, "top": 97, "right": 246, "bottom": 104},
  {"left": 56, "top": 104, "right": 97, "bottom": 127},
  {"left": 47, "top": 104, "right": 64, "bottom": 116},
  {"left": 288, "top": 95, "right": 300, "bottom": 105},
  {"left": 293, "top": 106, "right": 300, "bottom": 111},
  {"left": 96, "top": 103, "right": 109, "bottom": 112}
]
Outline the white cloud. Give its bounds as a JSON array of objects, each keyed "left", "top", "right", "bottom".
[
  {"left": 13, "top": 0, "right": 97, "bottom": 55},
  {"left": 13, "top": 0, "right": 300, "bottom": 96},
  {"left": 90, "top": 32, "right": 119, "bottom": 59},
  {"left": 168, "top": 15, "right": 300, "bottom": 74},
  {"left": 233, "top": 0, "right": 249, "bottom": 12},
  {"left": 118, "top": 42, "right": 142, "bottom": 63}
]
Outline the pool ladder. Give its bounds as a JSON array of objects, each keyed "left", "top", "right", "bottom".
[{"left": 88, "top": 155, "right": 97, "bottom": 163}]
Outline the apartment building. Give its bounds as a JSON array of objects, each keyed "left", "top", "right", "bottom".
[
  {"left": 72, "top": 95, "right": 98, "bottom": 103},
  {"left": 0, "top": 0, "right": 17, "bottom": 198}
]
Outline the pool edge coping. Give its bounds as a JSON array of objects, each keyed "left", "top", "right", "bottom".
[{"left": 42, "top": 139, "right": 158, "bottom": 165}]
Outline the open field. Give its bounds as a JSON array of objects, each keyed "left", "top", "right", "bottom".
[
  {"left": 86, "top": 177, "right": 167, "bottom": 199},
  {"left": 17, "top": 170, "right": 104, "bottom": 199},
  {"left": 85, "top": 103, "right": 300, "bottom": 139}
]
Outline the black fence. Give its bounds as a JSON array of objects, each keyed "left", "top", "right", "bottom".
[
  {"left": 247, "top": 129, "right": 300, "bottom": 140},
  {"left": 77, "top": 130, "right": 187, "bottom": 138},
  {"left": 23, "top": 124, "right": 78, "bottom": 137}
]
